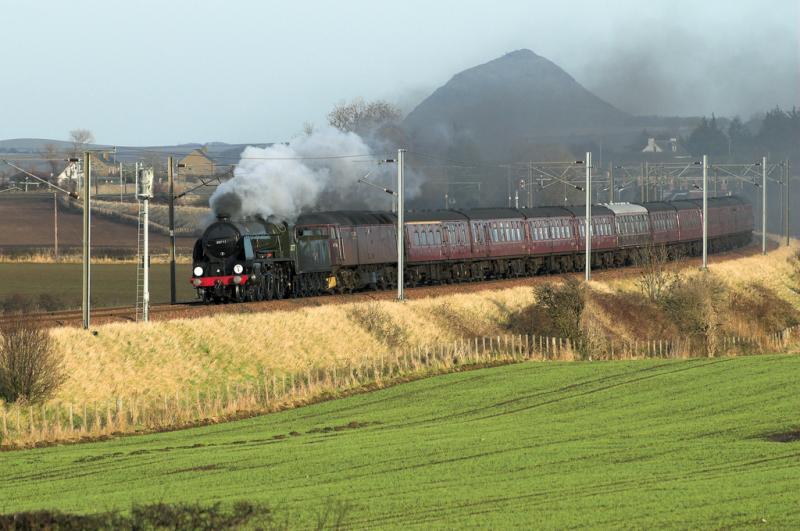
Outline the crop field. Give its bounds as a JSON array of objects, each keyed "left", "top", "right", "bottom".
[
  {"left": 2, "top": 355, "right": 799, "bottom": 528},
  {"left": 0, "top": 262, "right": 197, "bottom": 308}
]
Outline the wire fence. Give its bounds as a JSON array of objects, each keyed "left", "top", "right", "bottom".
[{"left": 1, "top": 325, "right": 798, "bottom": 448}]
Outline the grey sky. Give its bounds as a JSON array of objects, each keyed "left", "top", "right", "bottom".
[{"left": 1, "top": 0, "right": 797, "bottom": 145}]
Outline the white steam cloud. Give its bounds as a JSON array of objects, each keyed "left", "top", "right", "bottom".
[{"left": 209, "top": 127, "right": 411, "bottom": 222}]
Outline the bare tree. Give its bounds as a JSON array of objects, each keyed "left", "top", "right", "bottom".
[
  {"left": 39, "top": 143, "right": 63, "bottom": 183},
  {"left": 302, "top": 121, "right": 316, "bottom": 136},
  {"left": 0, "top": 317, "right": 64, "bottom": 404},
  {"left": 328, "top": 98, "right": 401, "bottom": 135},
  {"left": 69, "top": 128, "right": 95, "bottom": 157},
  {"left": 634, "top": 243, "right": 680, "bottom": 302}
]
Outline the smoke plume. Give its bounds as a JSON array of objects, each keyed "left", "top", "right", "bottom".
[{"left": 209, "top": 127, "right": 411, "bottom": 222}]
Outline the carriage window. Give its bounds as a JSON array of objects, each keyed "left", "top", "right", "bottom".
[
  {"left": 414, "top": 231, "right": 420, "bottom": 246},
  {"left": 491, "top": 224, "right": 498, "bottom": 242},
  {"left": 435, "top": 230, "right": 442, "bottom": 245}
]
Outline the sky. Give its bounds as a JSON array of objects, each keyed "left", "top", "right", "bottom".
[{"left": 1, "top": 0, "right": 797, "bottom": 145}]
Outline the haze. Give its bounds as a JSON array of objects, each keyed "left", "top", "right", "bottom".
[{"left": 1, "top": 0, "right": 797, "bottom": 145}]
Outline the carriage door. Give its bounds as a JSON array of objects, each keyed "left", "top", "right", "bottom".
[{"left": 441, "top": 223, "right": 453, "bottom": 260}]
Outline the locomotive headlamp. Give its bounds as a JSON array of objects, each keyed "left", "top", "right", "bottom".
[
  {"left": 233, "top": 264, "right": 244, "bottom": 274},
  {"left": 193, "top": 266, "right": 203, "bottom": 277},
  {"left": 233, "top": 275, "right": 243, "bottom": 285}
]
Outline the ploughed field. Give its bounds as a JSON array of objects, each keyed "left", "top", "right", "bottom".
[
  {"left": 0, "top": 193, "right": 197, "bottom": 253},
  {"left": 3, "top": 355, "right": 799, "bottom": 528}
]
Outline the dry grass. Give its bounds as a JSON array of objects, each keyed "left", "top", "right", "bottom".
[
  {"left": 0, "top": 252, "right": 193, "bottom": 264},
  {"left": 49, "top": 289, "right": 531, "bottom": 404},
  {"left": 45, "top": 243, "right": 800, "bottom": 404}
]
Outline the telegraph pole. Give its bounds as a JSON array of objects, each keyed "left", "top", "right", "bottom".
[
  {"left": 702, "top": 155, "right": 708, "bottom": 271},
  {"left": 640, "top": 162, "right": 645, "bottom": 202},
  {"left": 608, "top": 163, "right": 614, "bottom": 203},
  {"left": 585, "top": 152, "right": 592, "bottom": 282},
  {"left": 82, "top": 152, "right": 91, "bottom": 329},
  {"left": 119, "top": 162, "right": 124, "bottom": 203},
  {"left": 505, "top": 165, "right": 511, "bottom": 207},
  {"left": 762, "top": 156, "right": 767, "bottom": 255},
  {"left": 787, "top": 160, "right": 791, "bottom": 247},
  {"left": 397, "top": 149, "right": 405, "bottom": 301},
  {"left": 53, "top": 192, "right": 58, "bottom": 261},
  {"left": 168, "top": 156, "right": 176, "bottom": 304}
]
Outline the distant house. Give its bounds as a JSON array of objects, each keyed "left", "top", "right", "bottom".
[
  {"left": 55, "top": 162, "right": 79, "bottom": 191},
  {"left": 179, "top": 147, "right": 216, "bottom": 177},
  {"left": 642, "top": 137, "right": 687, "bottom": 155}
]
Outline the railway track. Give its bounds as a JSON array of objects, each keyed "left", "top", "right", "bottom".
[
  {"left": 0, "top": 242, "right": 770, "bottom": 329},
  {"left": 0, "top": 302, "right": 201, "bottom": 328}
]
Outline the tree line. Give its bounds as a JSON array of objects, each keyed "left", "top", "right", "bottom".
[{"left": 686, "top": 107, "right": 800, "bottom": 161}]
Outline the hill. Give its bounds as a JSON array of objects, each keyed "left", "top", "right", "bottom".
[
  {"left": 2, "top": 356, "right": 799, "bottom": 527},
  {"left": 403, "top": 49, "right": 632, "bottom": 160}
]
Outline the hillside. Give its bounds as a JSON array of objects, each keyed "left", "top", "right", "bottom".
[
  {"left": 403, "top": 49, "right": 632, "bottom": 160},
  {"left": 2, "top": 356, "right": 799, "bottom": 528}
]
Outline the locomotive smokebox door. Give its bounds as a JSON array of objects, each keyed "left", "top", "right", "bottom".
[{"left": 136, "top": 168, "right": 154, "bottom": 199}]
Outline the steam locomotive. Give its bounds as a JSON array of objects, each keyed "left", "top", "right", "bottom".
[{"left": 190, "top": 197, "right": 753, "bottom": 302}]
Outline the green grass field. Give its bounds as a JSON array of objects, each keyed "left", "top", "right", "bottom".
[
  {"left": 0, "top": 262, "right": 197, "bottom": 308},
  {"left": 3, "top": 356, "right": 800, "bottom": 528}
]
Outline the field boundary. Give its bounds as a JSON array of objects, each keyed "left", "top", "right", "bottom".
[{"left": 2, "top": 325, "right": 798, "bottom": 449}]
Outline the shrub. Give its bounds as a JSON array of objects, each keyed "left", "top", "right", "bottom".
[
  {"left": 0, "top": 317, "right": 64, "bottom": 403},
  {"left": 347, "top": 303, "right": 407, "bottom": 349},
  {"left": 787, "top": 250, "right": 800, "bottom": 295},
  {"left": 1, "top": 293, "right": 36, "bottom": 314},
  {"left": 659, "top": 273, "right": 726, "bottom": 356},
  {"left": 36, "top": 293, "right": 69, "bottom": 312},
  {"left": 0, "top": 501, "right": 285, "bottom": 531},
  {"left": 634, "top": 243, "right": 679, "bottom": 302},
  {"left": 532, "top": 277, "right": 586, "bottom": 348}
]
